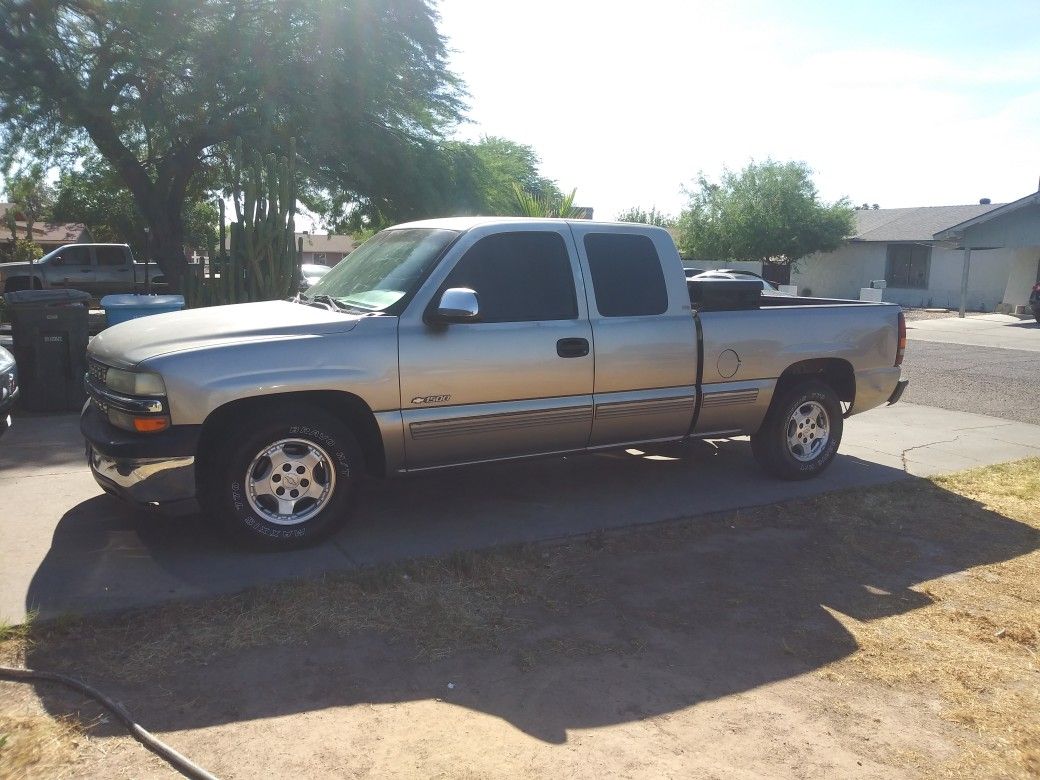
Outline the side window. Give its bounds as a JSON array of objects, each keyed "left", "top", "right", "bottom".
[
  {"left": 584, "top": 233, "right": 668, "bottom": 317},
  {"left": 95, "top": 246, "right": 126, "bottom": 266},
  {"left": 60, "top": 246, "right": 92, "bottom": 266},
  {"left": 441, "top": 231, "right": 577, "bottom": 323}
]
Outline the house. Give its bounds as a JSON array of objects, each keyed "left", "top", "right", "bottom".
[
  {"left": 0, "top": 202, "right": 91, "bottom": 250},
  {"left": 296, "top": 232, "right": 359, "bottom": 267},
  {"left": 790, "top": 193, "right": 1040, "bottom": 312}
]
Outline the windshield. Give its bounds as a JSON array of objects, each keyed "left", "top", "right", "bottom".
[{"left": 305, "top": 228, "right": 458, "bottom": 312}]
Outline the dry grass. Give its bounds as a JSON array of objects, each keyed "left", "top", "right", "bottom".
[
  {"left": 817, "top": 459, "right": 1040, "bottom": 778},
  {"left": 14, "top": 545, "right": 577, "bottom": 682},
  {"left": 0, "top": 713, "right": 84, "bottom": 780}
]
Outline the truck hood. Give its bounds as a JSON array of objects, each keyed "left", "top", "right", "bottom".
[
  {"left": 0, "top": 261, "right": 34, "bottom": 274},
  {"left": 89, "top": 299, "right": 365, "bottom": 368}
]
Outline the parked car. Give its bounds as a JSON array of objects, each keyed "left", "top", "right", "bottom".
[
  {"left": 82, "top": 217, "right": 907, "bottom": 548},
  {"left": 1030, "top": 282, "right": 1040, "bottom": 323},
  {"left": 300, "top": 263, "right": 331, "bottom": 291},
  {"left": 689, "top": 269, "right": 792, "bottom": 295},
  {"left": 0, "top": 345, "right": 17, "bottom": 438},
  {"left": 0, "top": 244, "right": 162, "bottom": 296}
]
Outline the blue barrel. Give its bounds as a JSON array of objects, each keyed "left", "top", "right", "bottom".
[{"left": 101, "top": 294, "right": 185, "bottom": 327}]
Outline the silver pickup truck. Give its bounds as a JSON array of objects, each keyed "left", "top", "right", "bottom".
[
  {"left": 81, "top": 218, "right": 907, "bottom": 548},
  {"left": 0, "top": 243, "right": 161, "bottom": 295}
]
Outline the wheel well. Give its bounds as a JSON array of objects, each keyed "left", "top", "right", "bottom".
[
  {"left": 774, "top": 358, "right": 855, "bottom": 404},
  {"left": 195, "top": 391, "right": 388, "bottom": 484},
  {"left": 3, "top": 276, "right": 38, "bottom": 293}
]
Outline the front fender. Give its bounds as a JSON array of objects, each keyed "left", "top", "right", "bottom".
[{"left": 144, "top": 317, "right": 401, "bottom": 425}]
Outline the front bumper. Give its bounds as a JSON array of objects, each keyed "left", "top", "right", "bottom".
[{"left": 81, "top": 402, "right": 201, "bottom": 515}]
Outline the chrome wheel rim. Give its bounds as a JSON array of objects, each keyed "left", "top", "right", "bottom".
[
  {"left": 245, "top": 438, "right": 336, "bottom": 525},
  {"left": 786, "top": 401, "right": 830, "bottom": 462}
]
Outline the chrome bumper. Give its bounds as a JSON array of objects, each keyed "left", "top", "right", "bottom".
[{"left": 87, "top": 445, "right": 199, "bottom": 516}]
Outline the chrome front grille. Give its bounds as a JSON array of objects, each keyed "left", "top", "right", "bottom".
[{"left": 87, "top": 357, "right": 108, "bottom": 388}]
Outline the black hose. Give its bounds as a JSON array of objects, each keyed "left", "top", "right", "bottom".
[{"left": 0, "top": 664, "right": 220, "bottom": 780}]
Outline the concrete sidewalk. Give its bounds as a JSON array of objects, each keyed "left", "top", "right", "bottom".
[
  {"left": 907, "top": 313, "right": 1039, "bottom": 351},
  {"left": 2, "top": 402, "right": 1040, "bottom": 624}
]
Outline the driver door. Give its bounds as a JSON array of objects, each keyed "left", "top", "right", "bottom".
[
  {"left": 397, "top": 226, "right": 594, "bottom": 469},
  {"left": 49, "top": 246, "right": 96, "bottom": 293}
]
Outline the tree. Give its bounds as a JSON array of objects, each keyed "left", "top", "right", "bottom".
[
  {"left": 310, "top": 135, "right": 565, "bottom": 232},
  {"left": 0, "top": 0, "right": 462, "bottom": 290},
  {"left": 50, "top": 154, "right": 218, "bottom": 259},
  {"left": 616, "top": 206, "right": 675, "bottom": 227},
  {"left": 676, "top": 160, "right": 854, "bottom": 269},
  {"left": 511, "top": 184, "right": 582, "bottom": 218},
  {"left": 3, "top": 163, "right": 53, "bottom": 241}
]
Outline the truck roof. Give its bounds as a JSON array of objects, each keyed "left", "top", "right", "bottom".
[{"left": 390, "top": 216, "right": 671, "bottom": 235}]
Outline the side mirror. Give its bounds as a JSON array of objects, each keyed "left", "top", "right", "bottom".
[
  {"left": 52, "top": 255, "right": 64, "bottom": 266},
  {"left": 431, "top": 287, "right": 479, "bottom": 323}
]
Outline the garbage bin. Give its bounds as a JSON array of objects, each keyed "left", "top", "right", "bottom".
[
  {"left": 100, "top": 294, "right": 185, "bottom": 327},
  {"left": 3, "top": 288, "right": 91, "bottom": 412}
]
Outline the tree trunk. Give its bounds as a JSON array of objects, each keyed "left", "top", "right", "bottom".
[{"left": 145, "top": 211, "right": 188, "bottom": 294}]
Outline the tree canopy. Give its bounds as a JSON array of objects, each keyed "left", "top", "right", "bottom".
[
  {"left": 312, "top": 136, "right": 567, "bottom": 232},
  {"left": 677, "top": 160, "right": 854, "bottom": 266},
  {"left": 616, "top": 206, "right": 675, "bottom": 227},
  {"left": 0, "top": 0, "right": 463, "bottom": 288},
  {"left": 49, "top": 154, "right": 218, "bottom": 258}
]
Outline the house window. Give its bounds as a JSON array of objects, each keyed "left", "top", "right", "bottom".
[{"left": 886, "top": 244, "right": 931, "bottom": 289}]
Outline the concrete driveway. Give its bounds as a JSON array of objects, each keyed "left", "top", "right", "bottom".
[
  {"left": 3, "top": 402, "right": 1040, "bottom": 624},
  {"left": 907, "top": 312, "right": 1039, "bottom": 351}
]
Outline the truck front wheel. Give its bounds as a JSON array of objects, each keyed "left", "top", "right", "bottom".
[
  {"left": 202, "top": 405, "right": 363, "bottom": 548},
  {"left": 750, "top": 380, "right": 843, "bottom": 480}
]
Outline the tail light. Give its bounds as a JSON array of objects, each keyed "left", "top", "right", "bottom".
[{"left": 895, "top": 310, "right": 906, "bottom": 367}]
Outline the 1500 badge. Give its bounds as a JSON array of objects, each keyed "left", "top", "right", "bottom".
[{"left": 411, "top": 394, "right": 451, "bottom": 405}]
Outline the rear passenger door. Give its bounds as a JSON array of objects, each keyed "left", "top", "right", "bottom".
[
  {"left": 571, "top": 226, "right": 699, "bottom": 447},
  {"left": 93, "top": 246, "right": 132, "bottom": 294},
  {"left": 398, "top": 226, "right": 594, "bottom": 469}
]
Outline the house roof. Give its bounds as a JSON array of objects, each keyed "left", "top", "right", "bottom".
[
  {"left": 2, "top": 203, "right": 90, "bottom": 244},
  {"left": 934, "top": 191, "right": 1040, "bottom": 241},
  {"left": 850, "top": 204, "right": 1003, "bottom": 243},
  {"left": 296, "top": 233, "right": 359, "bottom": 254}
]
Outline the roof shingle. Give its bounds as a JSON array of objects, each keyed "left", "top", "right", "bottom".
[{"left": 852, "top": 204, "right": 1003, "bottom": 242}]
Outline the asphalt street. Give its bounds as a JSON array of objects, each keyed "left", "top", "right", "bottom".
[{"left": 901, "top": 340, "right": 1040, "bottom": 425}]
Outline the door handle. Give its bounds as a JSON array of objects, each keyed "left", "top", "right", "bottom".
[{"left": 556, "top": 337, "right": 590, "bottom": 358}]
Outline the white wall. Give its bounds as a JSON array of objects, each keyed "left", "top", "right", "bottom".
[
  {"left": 1003, "top": 249, "right": 1040, "bottom": 306},
  {"left": 791, "top": 243, "right": 1017, "bottom": 310},
  {"left": 791, "top": 243, "right": 885, "bottom": 299}
]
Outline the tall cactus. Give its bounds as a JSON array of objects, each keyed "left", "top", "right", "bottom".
[{"left": 186, "top": 138, "right": 301, "bottom": 307}]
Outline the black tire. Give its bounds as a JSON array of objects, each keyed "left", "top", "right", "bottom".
[
  {"left": 200, "top": 404, "right": 363, "bottom": 549},
  {"left": 750, "top": 379, "right": 843, "bottom": 480}
]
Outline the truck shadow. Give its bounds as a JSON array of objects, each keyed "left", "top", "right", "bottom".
[
  {"left": 19, "top": 443, "right": 1040, "bottom": 746},
  {"left": 24, "top": 438, "right": 907, "bottom": 617}
]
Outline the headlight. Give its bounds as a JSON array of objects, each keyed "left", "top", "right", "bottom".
[{"left": 105, "top": 368, "right": 166, "bottom": 396}]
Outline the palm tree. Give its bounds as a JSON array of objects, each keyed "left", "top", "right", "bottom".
[{"left": 512, "top": 183, "right": 582, "bottom": 218}]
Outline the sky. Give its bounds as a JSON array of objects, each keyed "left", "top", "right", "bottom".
[{"left": 436, "top": 0, "right": 1040, "bottom": 221}]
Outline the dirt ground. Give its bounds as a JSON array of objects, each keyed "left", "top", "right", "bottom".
[{"left": 2, "top": 459, "right": 1038, "bottom": 780}]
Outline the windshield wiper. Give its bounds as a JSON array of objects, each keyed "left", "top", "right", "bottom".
[{"left": 301, "top": 293, "right": 372, "bottom": 314}]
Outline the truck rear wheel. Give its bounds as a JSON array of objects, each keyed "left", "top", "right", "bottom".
[
  {"left": 201, "top": 404, "right": 363, "bottom": 548},
  {"left": 750, "top": 380, "right": 843, "bottom": 480}
]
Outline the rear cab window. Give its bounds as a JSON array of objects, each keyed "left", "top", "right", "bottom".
[
  {"left": 583, "top": 233, "right": 668, "bottom": 317},
  {"left": 94, "top": 246, "right": 127, "bottom": 266}
]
